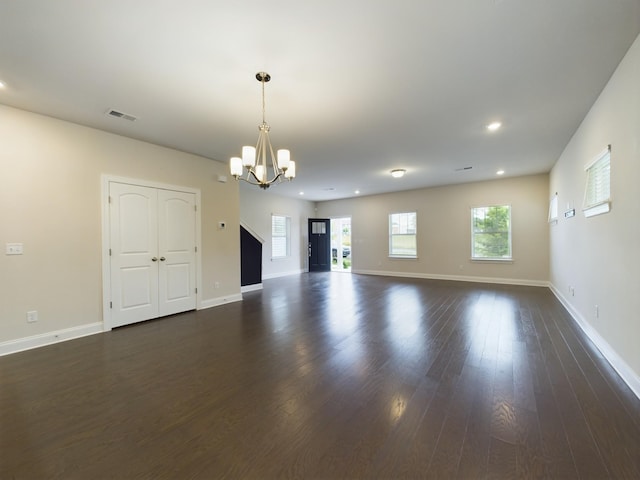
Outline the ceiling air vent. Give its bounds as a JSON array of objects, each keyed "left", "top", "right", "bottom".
[
  {"left": 454, "top": 166, "right": 473, "bottom": 172},
  {"left": 106, "top": 109, "right": 137, "bottom": 122}
]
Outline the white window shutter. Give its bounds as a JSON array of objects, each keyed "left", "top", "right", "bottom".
[{"left": 583, "top": 146, "right": 611, "bottom": 217}]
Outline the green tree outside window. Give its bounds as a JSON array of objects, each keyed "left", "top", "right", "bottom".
[{"left": 472, "top": 205, "right": 511, "bottom": 259}]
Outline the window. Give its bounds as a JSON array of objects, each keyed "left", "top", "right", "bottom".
[
  {"left": 548, "top": 192, "right": 558, "bottom": 224},
  {"left": 271, "top": 214, "right": 290, "bottom": 258},
  {"left": 389, "top": 212, "right": 417, "bottom": 257},
  {"left": 583, "top": 145, "right": 611, "bottom": 218},
  {"left": 471, "top": 205, "right": 511, "bottom": 260}
]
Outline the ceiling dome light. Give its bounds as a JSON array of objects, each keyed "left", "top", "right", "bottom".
[
  {"left": 391, "top": 169, "right": 406, "bottom": 178},
  {"left": 496, "top": 170, "right": 505, "bottom": 175},
  {"left": 487, "top": 121, "right": 502, "bottom": 132}
]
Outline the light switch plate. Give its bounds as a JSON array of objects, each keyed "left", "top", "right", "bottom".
[{"left": 6, "top": 243, "right": 24, "bottom": 255}]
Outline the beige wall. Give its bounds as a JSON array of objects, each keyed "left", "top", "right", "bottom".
[
  {"left": 316, "top": 174, "right": 549, "bottom": 285},
  {"left": 549, "top": 34, "right": 640, "bottom": 390},
  {"left": 2, "top": 35, "right": 638, "bottom": 397},
  {"left": 239, "top": 186, "right": 315, "bottom": 279},
  {"left": 0, "top": 105, "right": 240, "bottom": 345}
]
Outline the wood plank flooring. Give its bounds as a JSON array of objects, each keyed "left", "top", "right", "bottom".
[{"left": 1, "top": 273, "right": 639, "bottom": 479}]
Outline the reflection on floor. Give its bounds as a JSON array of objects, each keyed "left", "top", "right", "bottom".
[{"left": 1, "top": 273, "right": 639, "bottom": 478}]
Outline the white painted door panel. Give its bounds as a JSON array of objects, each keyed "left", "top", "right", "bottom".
[
  {"left": 110, "top": 183, "right": 159, "bottom": 327},
  {"left": 158, "top": 189, "right": 196, "bottom": 316},
  {"left": 109, "top": 183, "right": 197, "bottom": 328}
]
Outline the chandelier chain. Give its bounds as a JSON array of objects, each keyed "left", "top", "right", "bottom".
[{"left": 261, "top": 78, "right": 266, "bottom": 125}]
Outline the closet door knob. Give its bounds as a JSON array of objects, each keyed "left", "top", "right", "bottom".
[
  {"left": 160, "top": 257, "right": 166, "bottom": 261},
  {"left": 151, "top": 257, "right": 158, "bottom": 262}
]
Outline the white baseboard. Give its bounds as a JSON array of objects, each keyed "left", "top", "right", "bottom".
[
  {"left": 241, "top": 283, "right": 263, "bottom": 293},
  {"left": 262, "top": 269, "right": 305, "bottom": 280},
  {"left": 1, "top": 294, "right": 244, "bottom": 357},
  {"left": 0, "top": 322, "right": 104, "bottom": 357},
  {"left": 549, "top": 283, "right": 640, "bottom": 401},
  {"left": 199, "top": 293, "right": 243, "bottom": 310},
  {"left": 352, "top": 269, "right": 548, "bottom": 288}
]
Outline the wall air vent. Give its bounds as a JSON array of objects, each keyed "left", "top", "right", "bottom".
[{"left": 106, "top": 109, "right": 137, "bottom": 122}]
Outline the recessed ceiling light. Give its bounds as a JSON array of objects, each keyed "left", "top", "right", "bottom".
[
  {"left": 496, "top": 170, "right": 505, "bottom": 175},
  {"left": 487, "top": 121, "right": 502, "bottom": 132},
  {"left": 299, "top": 191, "right": 304, "bottom": 195},
  {"left": 0, "top": 80, "right": 6, "bottom": 89},
  {"left": 391, "top": 169, "right": 406, "bottom": 178},
  {"left": 355, "top": 190, "right": 360, "bottom": 195}
]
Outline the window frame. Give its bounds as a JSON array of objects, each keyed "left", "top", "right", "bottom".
[
  {"left": 271, "top": 214, "right": 291, "bottom": 259},
  {"left": 470, "top": 205, "right": 512, "bottom": 261},
  {"left": 583, "top": 145, "right": 611, "bottom": 218},
  {"left": 388, "top": 211, "right": 417, "bottom": 258},
  {"left": 548, "top": 192, "right": 558, "bottom": 225}
]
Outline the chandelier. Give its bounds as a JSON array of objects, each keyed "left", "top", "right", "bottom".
[{"left": 230, "top": 72, "right": 295, "bottom": 189}]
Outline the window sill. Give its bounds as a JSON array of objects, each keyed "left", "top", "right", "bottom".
[
  {"left": 583, "top": 201, "right": 610, "bottom": 218},
  {"left": 389, "top": 255, "right": 418, "bottom": 260},
  {"left": 471, "top": 258, "right": 513, "bottom": 264},
  {"left": 271, "top": 256, "right": 289, "bottom": 261}
]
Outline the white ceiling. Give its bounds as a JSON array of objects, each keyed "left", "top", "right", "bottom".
[{"left": 1, "top": 1, "right": 639, "bottom": 201}]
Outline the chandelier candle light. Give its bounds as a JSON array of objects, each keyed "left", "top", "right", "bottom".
[{"left": 230, "top": 72, "right": 295, "bottom": 189}]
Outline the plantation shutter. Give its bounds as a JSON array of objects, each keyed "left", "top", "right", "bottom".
[
  {"left": 583, "top": 145, "right": 611, "bottom": 217},
  {"left": 271, "top": 215, "right": 289, "bottom": 258}
]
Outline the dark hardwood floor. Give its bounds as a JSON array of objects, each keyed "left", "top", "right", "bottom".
[{"left": 1, "top": 273, "right": 639, "bottom": 479}]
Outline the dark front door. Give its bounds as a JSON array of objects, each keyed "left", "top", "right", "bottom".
[{"left": 308, "top": 218, "right": 331, "bottom": 272}]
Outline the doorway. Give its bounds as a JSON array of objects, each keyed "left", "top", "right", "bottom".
[
  {"left": 308, "top": 218, "right": 331, "bottom": 272},
  {"left": 102, "top": 176, "right": 201, "bottom": 329},
  {"left": 331, "top": 217, "right": 351, "bottom": 273}
]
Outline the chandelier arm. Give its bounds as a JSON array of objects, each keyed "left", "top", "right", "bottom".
[
  {"left": 251, "top": 130, "right": 263, "bottom": 183},
  {"left": 260, "top": 134, "right": 268, "bottom": 181},
  {"left": 248, "top": 169, "right": 262, "bottom": 184},
  {"left": 263, "top": 131, "right": 285, "bottom": 185},
  {"left": 267, "top": 133, "right": 278, "bottom": 175},
  {"left": 237, "top": 175, "right": 271, "bottom": 189}
]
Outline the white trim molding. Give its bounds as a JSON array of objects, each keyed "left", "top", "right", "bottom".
[
  {"left": 199, "top": 293, "right": 243, "bottom": 310},
  {"left": 241, "top": 283, "right": 263, "bottom": 293},
  {"left": 263, "top": 269, "right": 306, "bottom": 280},
  {"left": 550, "top": 283, "right": 640, "bottom": 400},
  {"left": 0, "top": 323, "right": 103, "bottom": 357},
  {"left": 240, "top": 221, "right": 265, "bottom": 244},
  {"left": 352, "top": 269, "right": 548, "bottom": 288}
]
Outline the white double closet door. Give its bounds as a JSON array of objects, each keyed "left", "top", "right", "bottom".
[{"left": 109, "top": 182, "right": 197, "bottom": 328}]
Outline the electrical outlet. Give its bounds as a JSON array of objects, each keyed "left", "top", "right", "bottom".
[
  {"left": 215, "top": 282, "right": 220, "bottom": 289},
  {"left": 26, "top": 311, "right": 38, "bottom": 323}
]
